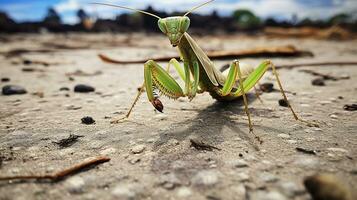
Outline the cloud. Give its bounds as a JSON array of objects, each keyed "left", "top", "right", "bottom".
[
  {"left": 3, "top": 0, "right": 357, "bottom": 24},
  {"left": 55, "top": 0, "right": 80, "bottom": 12},
  {"left": 54, "top": 0, "right": 357, "bottom": 23}
]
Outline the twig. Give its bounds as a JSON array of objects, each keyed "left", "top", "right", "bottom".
[
  {"left": 0, "top": 156, "right": 110, "bottom": 182},
  {"left": 299, "top": 69, "right": 350, "bottom": 80},
  {"left": 52, "top": 134, "right": 84, "bottom": 148},
  {"left": 190, "top": 139, "right": 221, "bottom": 151},
  {"left": 275, "top": 62, "right": 357, "bottom": 69},
  {"left": 98, "top": 45, "right": 313, "bottom": 64},
  {"left": 296, "top": 147, "right": 317, "bottom": 155}
]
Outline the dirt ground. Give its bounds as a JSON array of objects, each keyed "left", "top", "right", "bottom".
[{"left": 0, "top": 33, "right": 356, "bottom": 200}]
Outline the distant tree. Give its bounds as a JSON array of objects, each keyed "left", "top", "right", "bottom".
[
  {"left": 43, "top": 7, "right": 61, "bottom": 25},
  {"left": 143, "top": 6, "right": 160, "bottom": 32},
  {"left": 329, "top": 13, "right": 350, "bottom": 25},
  {"left": 0, "top": 11, "right": 17, "bottom": 33},
  {"left": 265, "top": 17, "right": 278, "bottom": 26},
  {"left": 291, "top": 14, "right": 298, "bottom": 25},
  {"left": 211, "top": 10, "right": 219, "bottom": 20},
  {"left": 299, "top": 18, "right": 313, "bottom": 26},
  {"left": 232, "top": 9, "right": 261, "bottom": 30},
  {"left": 0, "top": 11, "right": 15, "bottom": 25},
  {"left": 77, "top": 9, "right": 88, "bottom": 22}
]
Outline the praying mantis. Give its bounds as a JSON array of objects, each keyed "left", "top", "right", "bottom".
[{"left": 94, "top": 0, "right": 316, "bottom": 141}]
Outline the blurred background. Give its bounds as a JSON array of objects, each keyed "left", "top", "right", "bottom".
[
  {"left": 1, "top": 2, "right": 357, "bottom": 199},
  {"left": 1, "top": 0, "right": 357, "bottom": 38}
]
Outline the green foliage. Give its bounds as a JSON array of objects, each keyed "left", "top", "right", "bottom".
[
  {"left": 43, "top": 7, "right": 61, "bottom": 25},
  {"left": 328, "top": 13, "right": 350, "bottom": 25},
  {"left": 232, "top": 9, "right": 261, "bottom": 29},
  {"left": 77, "top": 9, "right": 88, "bottom": 21}
]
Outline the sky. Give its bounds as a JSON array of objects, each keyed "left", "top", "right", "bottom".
[{"left": 0, "top": 0, "right": 357, "bottom": 24}]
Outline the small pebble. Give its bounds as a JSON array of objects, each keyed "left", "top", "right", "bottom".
[
  {"left": 154, "top": 113, "right": 168, "bottom": 120},
  {"left": 329, "top": 114, "right": 338, "bottom": 119},
  {"left": 160, "top": 172, "right": 181, "bottom": 190},
  {"left": 59, "top": 87, "right": 70, "bottom": 91},
  {"left": 100, "top": 147, "right": 117, "bottom": 156},
  {"left": 343, "top": 104, "right": 357, "bottom": 111},
  {"left": 2, "top": 85, "right": 27, "bottom": 95},
  {"left": 319, "top": 100, "right": 331, "bottom": 105},
  {"left": 300, "top": 103, "right": 310, "bottom": 107},
  {"left": 278, "top": 134, "right": 290, "bottom": 139},
  {"left": 65, "top": 176, "right": 85, "bottom": 194},
  {"left": 22, "top": 68, "right": 35, "bottom": 72},
  {"left": 129, "top": 157, "right": 141, "bottom": 164},
  {"left": 327, "top": 147, "right": 348, "bottom": 153},
  {"left": 81, "top": 116, "right": 95, "bottom": 124},
  {"left": 312, "top": 78, "right": 325, "bottom": 86},
  {"left": 1, "top": 77, "right": 10, "bottom": 82},
  {"left": 176, "top": 187, "right": 192, "bottom": 197},
  {"left": 146, "top": 138, "right": 155, "bottom": 143},
  {"left": 260, "top": 83, "right": 274, "bottom": 93},
  {"left": 192, "top": 170, "right": 219, "bottom": 186},
  {"left": 251, "top": 190, "right": 287, "bottom": 200},
  {"left": 278, "top": 181, "right": 304, "bottom": 197},
  {"left": 293, "top": 155, "right": 319, "bottom": 169},
  {"left": 329, "top": 97, "right": 338, "bottom": 102},
  {"left": 66, "top": 105, "right": 82, "bottom": 110},
  {"left": 111, "top": 184, "right": 142, "bottom": 199},
  {"left": 278, "top": 99, "right": 289, "bottom": 107},
  {"left": 287, "top": 140, "right": 297, "bottom": 144},
  {"left": 313, "top": 127, "right": 322, "bottom": 131},
  {"left": 131, "top": 144, "right": 146, "bottom": 154},
  {"left": 230, "top": 159, "right": 248, "bottom": 168},
  {"left": 259, "top": 172, "right": 278, "bottom": 183},
  {"left": 23, "top": 59, "right": 32, "bottom": 65},
  {"left": 304, "top": 174, "right": 352, "bottom": 200},
  {"left": 74, "top": 84, "right": 95, "bottom": 93},
  {"left": 230, "top": 184, "right": 246, "bottom": 199},
  {"left": 304, "top": 129, "right": 315, "bottom": 133},
  {"left": 236, "top": 172, "right": 250, "bottom": 182}
]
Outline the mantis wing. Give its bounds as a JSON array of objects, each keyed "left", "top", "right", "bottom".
[{"left": 183, "top": 33, "right": 226, "bottom": 87}]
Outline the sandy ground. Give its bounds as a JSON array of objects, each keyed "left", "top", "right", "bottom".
[{"left": 0, "top": 33, "right": 356, "bottom": 200}]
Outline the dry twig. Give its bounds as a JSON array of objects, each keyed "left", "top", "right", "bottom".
[
  {"left": 0, "top": 156, "right": 110, "bottom": 182},
  {"left": 98, "top": 45, "right": 313, "bottom": 64},
  {"left": 190, "top": 139, "right": 221, "bottom": 151}
]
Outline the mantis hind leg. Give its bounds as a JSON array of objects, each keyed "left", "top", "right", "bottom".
[
  {"left": 269, "top": 61, "right": 319, "bottom": 127},
  {"left": 232, "top": 60, "right": 318, "bottom": 128}
]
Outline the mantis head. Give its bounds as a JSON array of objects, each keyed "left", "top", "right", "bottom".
[
  {"left": 158, "top": 17, "right": 190, "bottom": 47},
  {"left": 92, "top": 0, "right": 214, "bottom": 47}
]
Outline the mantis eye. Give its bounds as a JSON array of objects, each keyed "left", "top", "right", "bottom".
[
  {"left": 180, "top": 17, "right": 190, "bottom": 33},
  {"left": 158, "top": 20, "right": 167, "bottom": 34}
]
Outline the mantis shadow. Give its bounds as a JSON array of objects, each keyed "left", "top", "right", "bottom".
[{"left": 153, "top": 93, "right": 286, "bottom": 150}]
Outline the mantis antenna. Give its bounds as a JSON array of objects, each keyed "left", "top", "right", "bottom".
[
  {"left": 91, "top": 3, "right": 162, "bottom": 19},
  {"left": 183, "top": 0, "right": 215, "bottom": 17}
]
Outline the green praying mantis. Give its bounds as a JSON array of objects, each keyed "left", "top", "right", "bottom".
[{"left": 94, "top": 0, "right": 316, "bottom": 141}]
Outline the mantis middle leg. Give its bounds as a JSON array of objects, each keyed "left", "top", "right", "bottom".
[{"left": 218, "top": 60, "right": 261, "bottom": 142}]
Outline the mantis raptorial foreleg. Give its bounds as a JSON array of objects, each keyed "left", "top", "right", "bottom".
[{"left": 111, "top": 58, "right": 186, "bottom": 123}]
